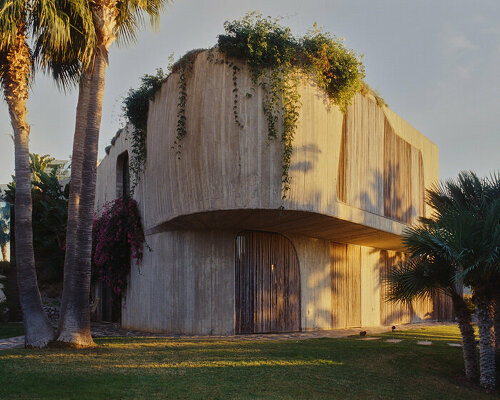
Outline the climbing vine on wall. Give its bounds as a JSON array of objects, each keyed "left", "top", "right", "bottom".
[
  {"left": 122, "top": 69, "right": 167, "bottom": 192},
  {"left": 170, "top": 49, "right": 204, "bottom": 157}
]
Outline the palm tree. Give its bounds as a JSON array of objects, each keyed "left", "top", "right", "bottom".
[
  {"left": 387, "top": 232, "right": 479, "bottom": 381},
  {"left": 57, "top": 0, "right": 171, "bottom": 347},
  {"left": 422, "top": 172, "right": 500, "bottom": 391},
  {"left": 29, "top": 154, "right": 54, "bottom": 182},
  {"left": 0, "top": 0, "right": 94, "bottom": 347},
  {"left": 388, "top": 172, "right": 500, "bottom": 390}
]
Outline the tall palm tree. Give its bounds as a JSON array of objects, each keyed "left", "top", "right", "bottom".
[
  {"left": 57, "top": 0, "right": 171, "bottom": 347},
  {"left": 387, "top": 233, "right": 479, "bottom": 381},
  {"left": 0, "top": 0, "right": 94, "bottom": 347}
]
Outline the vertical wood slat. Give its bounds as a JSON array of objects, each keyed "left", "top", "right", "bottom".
[{"left": 235, "top": 231, "right": 300, "bottom": 334}]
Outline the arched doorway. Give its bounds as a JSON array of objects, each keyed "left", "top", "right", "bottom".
[{"left": 235, "top": 231, "right": 301, "bottom": 334}]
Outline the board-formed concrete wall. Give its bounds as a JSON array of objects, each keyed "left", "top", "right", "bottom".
[
  {"left": 120, "top": 230, "right": 448, "bottom": 334},
  {"left": 122, "top": 230, "right": 236, "bottom": 335}
]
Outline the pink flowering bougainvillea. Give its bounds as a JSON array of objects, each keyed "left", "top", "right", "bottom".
[{"left": 92, "top": 198, "right": 147, "bottom": 296}]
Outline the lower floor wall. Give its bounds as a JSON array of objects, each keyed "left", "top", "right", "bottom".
[
  {"left": 121, "top": 229, "right": 453, "bottom": 335},
  {"left": 122, "top": 230, "right": 236, "bottom": 334}
]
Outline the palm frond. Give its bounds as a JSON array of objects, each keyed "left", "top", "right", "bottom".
[
  {"left": 384, "top": 256, "right": 454, "bottom": 304},
  {"left": 31, "top": 0, "right": 96, "bottom": 87},
  {"left": 115, "top": 0, "right": 171, "bottom": 47},
  {"left": 0, "top": 0, "right": 27, "bottom": 52}
]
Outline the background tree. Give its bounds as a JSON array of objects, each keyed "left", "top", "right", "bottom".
[
  {"left": 0, "top": 202, "right": 9, "bottom": 261},
  {"left": 29, "top": 154, "right": 54, "bottom": 182},
  {"left": 58, "top": 0, "right": 171, "bottom": 347},
  {"left": 0, "top": 0, "right": 94, "bottom": 347},
  {"left": 5, "top": 155, "right": 69, "bottom": 285}
]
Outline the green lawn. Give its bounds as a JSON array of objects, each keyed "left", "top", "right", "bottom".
[
  {"left": 0, "top": 325, "right": 497, "bottom": 399},
  {"left": 0, "top": 322, "right": 24, "bottom": 339}
]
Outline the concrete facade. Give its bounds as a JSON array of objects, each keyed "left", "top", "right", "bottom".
[{"left": 96, "top": 51, "right": 451, "bottom": 334}]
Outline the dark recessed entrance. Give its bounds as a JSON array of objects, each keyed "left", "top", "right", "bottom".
[{"left": 235, "top": 231, "right": 301, "bottom": 334}]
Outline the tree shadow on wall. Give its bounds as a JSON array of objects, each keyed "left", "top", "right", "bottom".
[
  {"left": 357, "top": 165, "right": 417, "bottom": 227},
  {"left": 289, "top": 143, "right": 322, "bottom": 174}
]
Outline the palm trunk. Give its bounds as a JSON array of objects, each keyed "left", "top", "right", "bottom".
[
  {"left": 494, "top": 290, "right": 500, "bottom": 365},
  {"left": 58, "top": 73, "right": 91, "bottom": 338},
  {"left": 475, "top": 293, "right": 496, "bottom": 391},
  {"left": 57, "top": 0, "right": 118, "bottom": 346},
  {"left": 58, "top": 51, "right": 108, "bottom": 346},
  {"left": 451, "top": 293, "right": 479, "bottom": 381},
  {"left": 2, "top": 31, "right": 54, "bottom": 347}
]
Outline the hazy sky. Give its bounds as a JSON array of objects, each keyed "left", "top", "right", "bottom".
[{"left": 0, "top": 0, "right": 498, "bottom": 184}]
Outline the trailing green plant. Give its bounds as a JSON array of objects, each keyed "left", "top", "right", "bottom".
[
  {"left": 91, "top": 198, "right": 147, "bottom": 297},
  {"left": 232, "top": 64, "right": 244, "bottom": 129},
  {"left": 170, "top": 49, "right": 205, "bottom": 157},
  {"left": 122, "top": 69, "right": 167, "bottom": 191},
  {"left": 217, "top": 13, "right": 365, "bottom": 199}
]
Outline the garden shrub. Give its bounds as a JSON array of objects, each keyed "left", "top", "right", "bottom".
[{"left": 92, "top": 198, "right": 147, "bottom": 297}]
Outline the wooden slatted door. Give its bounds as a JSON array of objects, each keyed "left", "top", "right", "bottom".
[
  {"left": 330, "top": 243, "right": 362, "bottom": 328},
  {"left": 235, "top": 231, "right": 301, "bottom": 334}
]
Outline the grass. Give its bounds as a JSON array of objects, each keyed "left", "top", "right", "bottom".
[
  {"left": 0, "top": 325, "right": 498, "bottom": 399},
  {"left": 0, "top": 322, "right": 24, "bottom": 339}
]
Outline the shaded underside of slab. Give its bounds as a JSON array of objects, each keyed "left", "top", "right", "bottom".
[{"left": 148, "top": 209, "right": 405, "bottom": 250}]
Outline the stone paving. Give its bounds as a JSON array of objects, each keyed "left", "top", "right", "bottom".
[
  {"left": 0, "top": 321, "right": 461, "bottom": 350},
  {"left": 416, "top": 340, "right": 433, "bottom": 346},
  {"left": 0, "top": 336, "right": 24, "bottom": 350},
  {"left": 90, "top": 320, "right": 455, "bottom": 341}
]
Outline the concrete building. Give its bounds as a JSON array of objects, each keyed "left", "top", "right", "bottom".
[{"left": 95, "top": 51, "right": 452, "bottom": 334}]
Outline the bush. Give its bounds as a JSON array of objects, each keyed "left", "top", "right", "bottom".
[
  {"left": 217, "top": 13, "right": 365, "bottom": 111},
  {"left": 92, "top": 198, "right": 147, "bottom": 297}
]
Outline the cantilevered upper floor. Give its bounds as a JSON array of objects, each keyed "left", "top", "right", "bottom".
[{"left": 96, "top": 51, "right": 438, "bottom": 250}]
